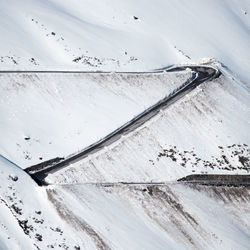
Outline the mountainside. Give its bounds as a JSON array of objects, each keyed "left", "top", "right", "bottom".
[
  {"left": 47, "top": 65, "right": 250, "bottom": 185},
  {"left": 1, "top": 0, "right": 250, "bottom": 82},
  {"left": 0, "top": 1, "right": 250, "bottom": 249},
  {"left": 48, "top": 183, "right": 250, "bottom": 250},
  {"left": 0, "top": 70, "right": 191, "bottom": 168},
  {"left": 1, "top": 155, "right": 249, "bottom": 250}
]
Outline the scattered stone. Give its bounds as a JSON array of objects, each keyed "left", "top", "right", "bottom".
[
  {"left": 18, "top": 220, "right": 33, "bottom": 235},
  {"left": 9, "top": 175, "right": 18, "bottom": 182},
  {"left": 11, "top": 204, "right": 22, "bottom": 215},
  {"left": 35, "top": 233, "right": 43, "bottom": 241}
]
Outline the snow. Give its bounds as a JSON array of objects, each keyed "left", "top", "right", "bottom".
[
  {"left": 0, "top": 155, "right": 81, "bottom": 249},
  {"left": 46, "top": 182, "right": 250, "bottom": 249},
  {"left": 0, "top": 0, "right": 249, "bottom": 82},
  {"left": 0, "top": 1, "right": 250, "bottom": 249},
  {"left": 48, "top": 66, "right": 250, "bottom": 184},
  {"left": 1, "top": 152, "right": 249, "bottom": 249},
  {"left": 0, "top": 71, "right": 191, "bottom": 168}
]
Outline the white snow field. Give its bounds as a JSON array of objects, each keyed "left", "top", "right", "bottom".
[
  {"left": 1, "top": 155, "right": 249, "bottom": 250},
  {"left": 0, "top": 0, "right": 250, "bottom": 82},
  {"left": 0, "top": 0, "right": 250, "bottom": 249}
]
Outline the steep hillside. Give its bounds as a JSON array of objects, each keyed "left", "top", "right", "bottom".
[
  {"left": 48, "top": 66, "right": 250, "bottom": 184},
  {"left": 47, "top": 183, "right": 250, "bottom": 250},
  {"left": 0, "top": 1, "right": 250, "bottom": 249},
  {"left": 0, "top": 0, "right": 250, "bottom": 82},
  {"left": 1, "top": 155, "right": 249, "bottom": 250},
  {"left": 0, "top": 155, "right": 80, "bottom": 249},
  {"left": 0, "top": 71, "right": 191, "bottom": 168}
]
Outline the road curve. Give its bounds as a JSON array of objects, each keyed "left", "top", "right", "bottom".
[{"left": 22, "top": 65, "right": 220, "bottom": 185}]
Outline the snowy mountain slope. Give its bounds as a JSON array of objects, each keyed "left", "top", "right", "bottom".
[
  {"left": 0, "top": 66, "right": 247, "bottom": 249},
  {"left": 0, "top": 0, "right": 250, "bottom": 82},
  {"left": 0, "top": 0, "right": 250, "bottom": 249},
  {"left": 48, "top": 66, "right": 250, "bottom": 184},
  {"left": 0, "top": 155, "right": 86, "bottom": 249},
  {"left": 46, "top": 183, "right": 250, "bottom": 250},
  {"left": 1, "top": 152, "right": 249, "bottom": 250},
  {"left": 0, "top": 70, "right": 191, "bottom": 168}
]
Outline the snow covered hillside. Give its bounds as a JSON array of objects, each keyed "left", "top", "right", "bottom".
[
  {"left": 47, "top": 183, "right": 250, "bottom": 250},
  {"left": 0, "top": 0, "right": 250, "bottom": 249},
  {"left": 0, "top": 155, "right": 81, "bottom": 249},
  {"left": 47, "top": 65, "right": 250, "bottom": 184},
  {"left": 0, "top": 70, "right": 191, "bottom": 168},
  {"left": 1, "top": 0, "right": 250, "bottom": 82},
  {"left": 1, "top": 155, "right": 249, "bottom": 250}
]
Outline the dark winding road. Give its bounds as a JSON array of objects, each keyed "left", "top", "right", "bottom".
[{"left": 22, "top": 65, "right": 220, "bottom": 185}]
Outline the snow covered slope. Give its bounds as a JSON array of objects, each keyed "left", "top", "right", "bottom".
[
  {"left": 1, "top": 0, "right": 250, "bottom": 82},
  {"left": 1, "top": 1, "right": 250, "bottom": 249},
  {"left": 48, "top": 66, "right": 250, "bottom": 184},
  {"left": 1, "top": 154, "right": 249, "bottom": 250},
  {"left": 47, "top": 183, "right": 250, "bottom": 250},
  {"left": 0, "top": 70, "right": 191, "bottom": 168},
  {"left": 0, "top": 155, "right": 82, "bottom": 249}
]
